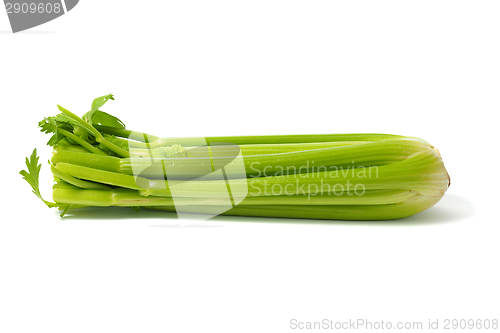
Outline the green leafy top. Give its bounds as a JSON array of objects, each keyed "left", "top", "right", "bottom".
[
  {"left": 39, "top": 112, "right": 88, "bottom": 146},
  {"left": 19, "top": 149, "right": 66, "bottom": 211},
  {"left": 38, "top": 94, "right": 128, "bottom": 158},
  {"left": 82, "top": 94, "right": 125, "bottom": 129}
]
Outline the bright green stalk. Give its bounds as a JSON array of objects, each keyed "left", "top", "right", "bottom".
[
  {"left": 94, "top": 125, "right": 159, "bottom": 142},
  {"left": 128, "top": 141, "right": 369, "bottom": 158},
  {"left": 148, "top": 194, "right": 442, "bottom": 221},
  {"left": 120, "top": 133, "right": 420, "bottom": 149},
  {"left": 54, "top": 139, "right": 92, "bottom": 153},
  {"left": 51, "top": 165, "right": 112, "bottom": 190},
  {"left": 54, "top": 163, "right": 148, "bottom": 190},
  {"left": 51, "top": 185, "right": 443, "bottom": 220},
  {"left": 52, "top": 148, "right": 121, "bottom": 172},
  {"left": 52, "top": 186, "right": 173, "bottom": 207},
  {"left": 236, "top": 189, "right": 418, "bottom": 205},
  {"left": 57, "top": 105, "right": 130, "bottom": 158},
  {"left": 57, "top": 128, "right": 107, "bottom": 155},
  {"left": 51, "top": 187, "right": 418, "bottom": 208}
]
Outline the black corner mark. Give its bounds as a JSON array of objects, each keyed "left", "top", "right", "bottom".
[
  {"left": 4, "top": 0, "right": 79, "bottom": 33},
  {"left": 64, "top": 0, "right": 77, "bottom": 11}
]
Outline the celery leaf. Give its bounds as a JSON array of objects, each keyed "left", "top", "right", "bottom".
[
  {"left": 20, "top": 149, "right": 67, "bottom": 211},
  {"left": 83, "top": 94, "right": 126, "bottom": 129}
]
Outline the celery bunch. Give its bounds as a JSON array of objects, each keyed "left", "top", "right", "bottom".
[{"left": 21, "top": 94, "right": 450, "bottom": 220}]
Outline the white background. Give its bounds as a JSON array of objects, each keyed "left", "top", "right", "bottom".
[{"left": 1, "top": 1, "right": 498, "bottom": 332}]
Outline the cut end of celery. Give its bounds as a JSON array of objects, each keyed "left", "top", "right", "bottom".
[{"left": 432, "top": 146, "right": 442, "bottom": 159}]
